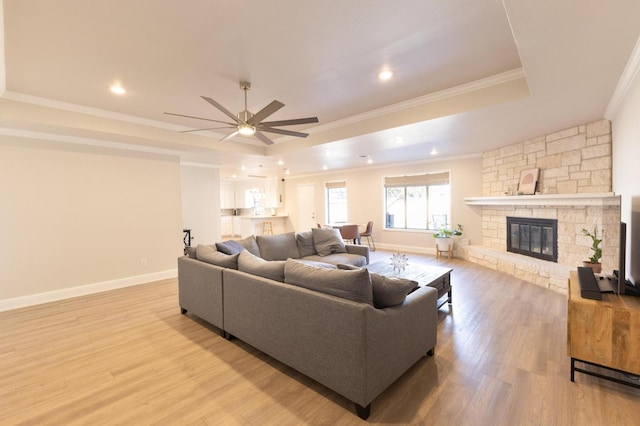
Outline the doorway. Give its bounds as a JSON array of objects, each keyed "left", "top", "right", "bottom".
[{"left": 297, "top": 183, "right": 316, "bottom": 232}]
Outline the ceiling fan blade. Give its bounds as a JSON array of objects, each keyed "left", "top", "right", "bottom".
[
  {"left": 179, "top": 126, "right": 235, "bottom": 133},
  {"left": 164, "top": 112, "right": 235, "bottom": 125},
  {"left": 260, "top": 117, "right": 319, "bottom": 127},
  {"left": 247, "top": 100, "right": 285, "bottom": 125},
  {"left": 220, "top": 130, "right": 239, "bottom": 141},
  {"left": 258, "top": 127, "right": 309, "bottom": 138},
  {"left": 201, "top": 96, "right": 241, "bottom": 123},
  {"left": 254, "top": 131, "right": 275, "bottom": 145}
]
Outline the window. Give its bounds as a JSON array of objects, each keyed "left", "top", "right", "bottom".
[
  {"left": 326, "top": 181, "right": 347, "bottom": 224},
  {"left": 384, "top": 172, "right": 451, "bottom": 230}
]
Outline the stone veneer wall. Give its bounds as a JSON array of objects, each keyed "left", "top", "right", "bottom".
[{"left": 457, "top": 119, "right": 620, "bottom": 292}]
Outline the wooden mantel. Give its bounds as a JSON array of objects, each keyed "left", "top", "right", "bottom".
[{"left": 464, "top": 192, "right": 620, "bottom": 207}]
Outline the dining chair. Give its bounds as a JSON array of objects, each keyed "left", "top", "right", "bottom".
[
  {"left": 339, "top": 224, "right": 360, "bottom": 245},
  {"left": 360, "top": 221, "right": 375, "bottom": 251}
]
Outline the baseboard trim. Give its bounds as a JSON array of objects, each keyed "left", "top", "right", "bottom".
[{"left": 0, "top": 269, "right": 177, "bottom": 312}]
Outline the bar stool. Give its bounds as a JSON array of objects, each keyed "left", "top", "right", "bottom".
[{"left": 262, "top": 221, "right": 273, "bottom": 235}]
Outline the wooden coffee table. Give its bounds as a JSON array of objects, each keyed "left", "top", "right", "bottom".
[{"left": 367, "top": 261, "right": 453, "bottom": 308}]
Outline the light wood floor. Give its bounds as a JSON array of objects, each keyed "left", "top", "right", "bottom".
[{"left": 2, "top": 251, "right": 639, "bottom": 425}]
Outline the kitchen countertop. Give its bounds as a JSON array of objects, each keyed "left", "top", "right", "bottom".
[{"left": 237, "top": 214, "right": 289, "bottom": 219}]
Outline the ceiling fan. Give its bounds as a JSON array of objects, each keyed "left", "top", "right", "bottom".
[{"left": 165, "top": 81, "right": 319, "bottom": 145}]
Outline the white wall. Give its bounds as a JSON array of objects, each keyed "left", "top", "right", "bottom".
[
  {"left": 611, "top": 55, "right": 640, "bottom": 283},
  {"left": 0, "top": 136, "right": 183, "bottom": 309},
  {"left": 180, "top": 164, "right": 221, "bottom": 245},
  {"left": 283, "top": 156, "right": 483, "bottom": 253}
]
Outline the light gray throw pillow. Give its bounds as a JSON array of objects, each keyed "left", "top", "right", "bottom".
[
  {"left": 238, "top": 250, "right": 286, "bottom": 282},
  {"left": 284, "top": 259, "right": 373, "bottom": 305},
  {"left": 195, "top": 245, "right": 239, "bottom": 269},
  {"left": 256, "top": 232, "right": 300, "bottom": 261},
  {"left": 337, "top": 264, "right": 418, "bottom": 308},
  {"left": 235, "top": 235, "right": 261, "bottom": 257},
  {"left": 296, "top": 230, "right": 317, "bottom": 257},
  {"left": 311, "top": 227, "right": 347, "bottom": 256}
]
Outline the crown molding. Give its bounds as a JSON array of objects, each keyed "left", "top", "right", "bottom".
[{"left": 605, "top": 35, "right": 640, "bottom": 120}]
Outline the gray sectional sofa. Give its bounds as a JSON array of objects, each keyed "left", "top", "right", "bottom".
[{"left": 178, "top": 229, "right": 438, "bottom": 420}]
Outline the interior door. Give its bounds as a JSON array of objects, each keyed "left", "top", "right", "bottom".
[{"left": 297, "top": 183, "right": 316, "bottom": 232}]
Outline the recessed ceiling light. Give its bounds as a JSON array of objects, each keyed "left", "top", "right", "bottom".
[
  {"left": 395, "top": 137, "right": 404, "bottom": 144},
  {"left": 367, "top": 158, "right": 373, "bottom": 164},
  {"left": 431, "top": 148, "right": 438, "bottom": 155},
  {"left": 241, "top": 165, "right": 246, "bottom": 171},
  {"left": 110, "top": 85, "right": 126, "bottom": 95},
  {"left": 277, "top": 160, "right": 284, "bottom": 166},
  {"left": 323, "top": 165, "right": 328, "bottom": 171},
  {"left": 285, "top": 169, "right": 290, "bottom": 175},
  {"left": 378, "top": 70, "right": 393, "bottom": 81}
]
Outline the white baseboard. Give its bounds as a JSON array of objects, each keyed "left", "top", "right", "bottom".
[
  {"left": 374, "top": 243, "right": 435, "bottom": 256},
  {"left": 0, "top": 269, "right": 177, "bottom": 312}
]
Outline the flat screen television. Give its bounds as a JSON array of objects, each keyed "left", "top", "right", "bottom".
[{"left": 614, "top": 221, "right": 640, "bottom": 296}]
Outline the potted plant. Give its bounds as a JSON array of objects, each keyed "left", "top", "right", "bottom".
[
  {"left": 582, "top": 226, "right": 602, "bottom": 273},
  {"left": 433, "top": 224, "right": 464, "bottom": 252}
]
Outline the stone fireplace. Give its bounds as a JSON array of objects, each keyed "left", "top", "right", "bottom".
[{"left": 457, "top": 119, "right": 621, "bottom": 292}]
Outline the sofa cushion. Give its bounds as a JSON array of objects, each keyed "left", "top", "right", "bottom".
[
  {"left": 284, "top": 259, "right": 373, "bottom": 305},
  {"left": 311, "top": 228, "right": 347, "bottom": 256},
  {"left": 184, "top": 246, "right": 197, "bottom": 258},
  {"left": 238, "top": 250, "right": 286, "bottom": 282},
  {"left": 337, "top": 264, "right": 419, "bottom": 308},
  {"left": 215, "top": 239, "right": 244, "bottom": 255},
  {"left": 256, "top": 232, "right": 300, "bottom": 261},
  {"left": 296, "top": 259, "right": 337, "bottom": 269},
  {"left": 303, "top": 253, "right": 367, "bottom": 267},
  {"left": 235, "top": 235, "right": 261, "bottom": 257},
  {"left": 195, "top": 245, "right": 239, "bottom": 269},
  {"left": 296, "top": 230, "right": 317, "bottom": 257}
]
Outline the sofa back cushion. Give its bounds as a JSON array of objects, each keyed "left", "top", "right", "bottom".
[
  {"left": 235, "top": 235, "right": 261, "bottom": 257},
  {"left": 284, "top": 259, "right": 373, "bottom": 305},
  {"left": 311, "top": 228, "right": 347, "bottom": 256},
  {"left": 195, "top": 245, "right": 239, "bottom": 269},
  {"left": 238, "top": 250, "right": 286, "bottom": 282},
  {"left": 256, "top": 232, "right": 300, "bottom": 261},
  {"left": 296, "top": 231, "right": 317, "bottom": 257},
  {"left": 337, "top": 264, "right": 419, "bottom": 308}
]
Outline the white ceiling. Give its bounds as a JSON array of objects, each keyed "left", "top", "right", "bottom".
[{"left": 1, "top": 0, "right": 639, "bottom": 180}]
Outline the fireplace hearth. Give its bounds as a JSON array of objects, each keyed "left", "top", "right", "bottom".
[{"left": 507, "top": 217, "right": 558, "bottom": 262}]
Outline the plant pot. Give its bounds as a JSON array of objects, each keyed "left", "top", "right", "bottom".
[
  {"left": 582, "top": 261, "right": 602, "bottom": 274},
  {"left": 435, "top": 237, "right": 453, "bottom": 252}
]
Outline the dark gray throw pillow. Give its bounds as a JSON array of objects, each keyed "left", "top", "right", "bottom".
[
  {"left": 215, "top": 239, "right": 244, "bottom": 255},
  {"left": 336, "top": 264, "right": 418, "bottom": 308},
  {"left": 238, "top": 250, "right": 286, "bottom": 282},
  {"left": 195, "top": 245, "right": 240, "bottom": 269},
  {"left": 284, "top": 259, "right": 373, "bottom": 305},
  {"left": 311, "top": 227, "right": 347, "bottom": 256},
  {"left": 256, "top": 232, "right": 300, "bottom": 261}
]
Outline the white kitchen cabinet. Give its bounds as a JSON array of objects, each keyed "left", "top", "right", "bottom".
[
  {"left": 220, "top": 183, "right": 235, "bottom": 209},
  {"left": 221, "top": 216, "right": 233, "bottom": 236}
]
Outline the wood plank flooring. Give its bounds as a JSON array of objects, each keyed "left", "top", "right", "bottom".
[{"left": 1, "top": 251, "right": 639, "bottom": 425}]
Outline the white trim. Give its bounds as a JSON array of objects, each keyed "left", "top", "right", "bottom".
[
  {"left": 0, "top": 269, "right": 177, "bottom": 312},
  {"left": 464, "top": 193, "right": 620, "bottom": 207},
  {"left": 605, "top": 35, "right": 640, "bottom": 120}
]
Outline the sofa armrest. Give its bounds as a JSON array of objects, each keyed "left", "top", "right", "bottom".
[
  {"left": 178, "top": 256, "right": 224, "bottom": 330},
  {"left": 345, "top": 244, "right": 370, "bottom": 264},
  {"left": 363, "top": 285, "right": 438, "bottom": 403}
]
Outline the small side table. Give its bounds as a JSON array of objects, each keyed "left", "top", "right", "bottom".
[{"left": 435, "top": 243, "right": 452, "bottom": 259}]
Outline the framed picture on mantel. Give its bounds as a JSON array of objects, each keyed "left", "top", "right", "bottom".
[{"left": 518, "top": 168, "right": 539, "bottom": 195}]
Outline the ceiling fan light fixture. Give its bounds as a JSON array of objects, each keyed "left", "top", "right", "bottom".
[{"left": 238, "top": 124, "right": 256, "bottom": 135}]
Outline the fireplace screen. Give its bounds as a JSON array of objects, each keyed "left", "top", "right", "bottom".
[{"left": 506, "top": 217, "right": 558, "bottom": 262}]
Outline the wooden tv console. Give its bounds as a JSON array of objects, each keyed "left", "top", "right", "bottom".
[{"left": 567, "top": 271, "right": 640, "bottom": 388}]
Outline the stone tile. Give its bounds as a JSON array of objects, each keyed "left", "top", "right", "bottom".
[
  {"left": 547, "top": 134, "right": 586, "bottom": 155},
  {"left": 546, "top": 126, "right": 579, "bottom": 142},
  {"left": 586, "top": 119, "right": 611, "bottom": 138}
]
